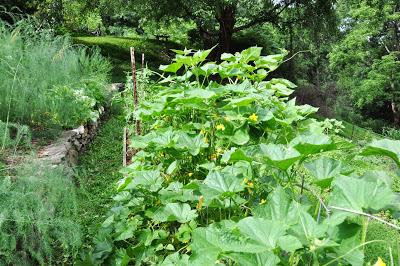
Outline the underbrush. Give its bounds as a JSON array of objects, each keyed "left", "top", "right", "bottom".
[
  {"left": 0, "top": 18, "right": 111, "bottom": 130},
  {"left": 0, "top": 162, "right": 82, "bottom": 265}
]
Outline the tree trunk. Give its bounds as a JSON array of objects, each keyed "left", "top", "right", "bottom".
[
  {"left": 391, "top": 101, "right": 400, "bottom": 127},
  {"left": 287, "top": 24, "right": 295, "bottom": 81},
  {"left": 217, "top": 5, "right": 236, "bottom": 55}
]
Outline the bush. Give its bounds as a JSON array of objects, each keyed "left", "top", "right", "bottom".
[
  {"left": 0, "top": 162, "right": 82, "bottom": 265},
  {"left": 0, "top": 18, "right": 111, "bottom": 129}
]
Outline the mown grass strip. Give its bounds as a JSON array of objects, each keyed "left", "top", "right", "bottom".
[{"left": 75, "top": 110, "right": 125, "bottom": 247}]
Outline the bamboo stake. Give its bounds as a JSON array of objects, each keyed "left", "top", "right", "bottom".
[
  {"left": 130, "top": 47, "right": 141, "bottom": 136},
  {"left": 123, "top": 127, "right": 127, "bottom": 167}
]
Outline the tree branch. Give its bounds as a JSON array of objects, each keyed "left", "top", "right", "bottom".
[{"left": 232, "top": 0, "right": 295, "bottom": 33}]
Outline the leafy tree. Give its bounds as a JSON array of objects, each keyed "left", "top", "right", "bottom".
[
  {"left": 94, "top": 0, "right": 335, "bottom": 55},
  {"left": 330, "top": 0, "right": 400, "bottom": 126}
]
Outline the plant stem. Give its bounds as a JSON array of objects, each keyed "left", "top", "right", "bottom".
[
  {"left": 361, "top": 216, "right": 370, "bottom": 251},
  {"left": 330, "top": 206, "right": 400, "bottom": 230}
]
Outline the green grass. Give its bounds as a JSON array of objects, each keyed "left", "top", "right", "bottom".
[
  {"left": 339, "top": 120, "right": 383, "bottom": 142},
  {"left": 73, "top": 36, "right": 183, "bottom": 82},
  {"left": 365, "top": 220, "right": 400, "bottom": 264},
  {"left": 75, "top": 109, "right": 125, "bottom": 247}
]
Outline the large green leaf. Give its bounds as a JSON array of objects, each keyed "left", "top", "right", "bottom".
[
  {"left": 221, "top": 147, "right": 252, "bottom": 163},
  {"left": 226, "top": 252, "right": 280, "bottom": 266},
  {"left": 232, "top": 128, "right": 250, "bottom": 145},
  {"left": 240, "top": 47, "right": 263, "bottom": 63},
  {"left": 151, "top": 128, "right": 176, "bottom": 147},
  {"left": 222, "top": 96, "right": 257, "bottom": 109},
  {"left": 304, "top": 157, "right": 343, "bottom": 188},
  {"left": 291, "top": 202, "right": 328, "bottom": 243},
  {"left": 176, "top": 132, "right": 208, "bottom": 156},
  {"left": 149, "top": 203, "right": 197, "bottom": 223},
  {"left": 158, "top": 182, "right": 195, "bottom": 203},
  {"left": 125, "top": 170, "right": 163, "bottom": 192},
  {"left": 161, "top": 253, "right": 190, "bottom": 266},
  {"left": 260, "top": 144, "right": 301, "bottom": 170},
  {"left": 184, "top": 88, "right": 216, "bottom": 99},
  {"left": 361, "top": 139, "right": 400, "bottom": 167},
  {"left": 253, "top": 186, "right": 298, "bottom": 227},
  {"left": 200, "top": 170, "right": 246, "bottom": 205},
  {"left": 159, "top": 62, "right": 183, "bottom": 73},
  {"left": 329, "top": 174, "right": 396, "bottom": 212},
  {"left": 291, "top": 133, "right": 336, "bottom": 155},
  {"left": 190, "top": 221, "right": 272, "bottom": 256},
  {"left": 236, "top": 217, "right": 285, "bottom": 249},
  {"left": 332, "top": 235, "right": 364, "bottom": 266}
]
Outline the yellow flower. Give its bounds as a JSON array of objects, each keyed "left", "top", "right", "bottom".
[
  {"left": 200, "top": 129, "right": 206, "bottom": 134},
  {"left": 216, "top": 124, "right": 225, "bottom": 131},
  {"left": 216, "top": 147, "right": 224, "bottom": 154},
  {"left": 247, "top": 182, "right": 254, "bottom": 188},
  {"left": 249, "top": 113, "right": 258, "bottom": 122},
  {"left": 188, "top": 172, "right": 194, "bottom": 177},
  {"left": 211, "top": 153, "right": 217, "bottom": 161},
  {"left": 260, "top": 199, "right": 267, "bottom": 205},
  {"left": 374, "top": 257, "right": 386, "bottom": 266},
  {"left": 203, "top": 137, "right": 209, "bottom": 143},
  {"left": 243, "top": 177, "right": 249, "bottom": 184}
]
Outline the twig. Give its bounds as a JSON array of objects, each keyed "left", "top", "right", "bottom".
[
  {"left": 283, "top": 50, "right": 311, "bottom": 63},
  {"left": 130, "top": 47, "right": 141, "bottom": 136}
]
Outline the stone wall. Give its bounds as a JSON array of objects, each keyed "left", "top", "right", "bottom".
[{"left": 38, "top": 106, "right": 105, "bottom": 166}]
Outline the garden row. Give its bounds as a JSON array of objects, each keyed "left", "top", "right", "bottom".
[
  {"left": 0, "top": 18, "right": 110, "bottom": 136},
  {"left": 85, "top": 47, "right": 400, "bottom": 265},
  {"left": 0, "top": 18, "right": 112, "bottom": 265}
]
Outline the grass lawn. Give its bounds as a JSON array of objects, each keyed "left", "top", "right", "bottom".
[
  {"left": 74, "top": 109, "right": 125, "bottom": 247},
  {"left": 73, "top": 36, "right": 183, "bottom": 82}
]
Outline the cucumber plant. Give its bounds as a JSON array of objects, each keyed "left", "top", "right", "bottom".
[{"left": 83, "top": 47, "right": 400, "bottom": 265}]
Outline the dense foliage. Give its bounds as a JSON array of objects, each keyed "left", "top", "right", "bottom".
[
  {"left": 83, "top": 48, "right": 400, "bottom": 265},
  {"left": 0, "top": 19, "right": 110, "bottom": 129},
  {"left": 330, "top": 0, "right": 400, "bottom": 127},
  {"left": 0, "top": 163, "right": 82, "bottom": 265}
]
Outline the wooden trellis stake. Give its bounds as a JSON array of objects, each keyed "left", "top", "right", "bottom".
[
  {"left": 130, "top": 47, "right": 141, "bottom": 136},
  {"left": 123, "top": 127, "right": 127, "bottom": 167}
]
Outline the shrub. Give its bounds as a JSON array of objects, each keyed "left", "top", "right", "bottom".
[{"left": 0, "top": 18, "right": 111, "bottom": 129}]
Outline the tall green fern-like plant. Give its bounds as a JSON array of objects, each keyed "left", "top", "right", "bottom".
[
  {"left": 0, "top": 18, "right": 111, "bottom": 130},
  {"left": 0, "top": 162, "right": 82, "bottom": 265}
]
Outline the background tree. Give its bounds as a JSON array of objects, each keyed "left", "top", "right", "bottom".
[
  {"left": 98, "top": 0, "right": 336, "bottom": 55},
  {"left": 330, "top": 0, "right": 400, "bottom": 126}
]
